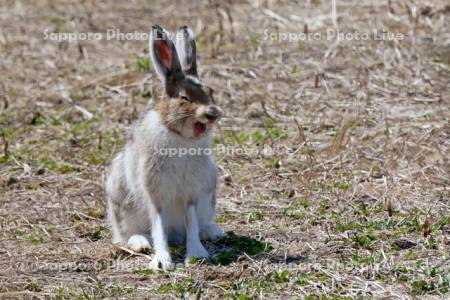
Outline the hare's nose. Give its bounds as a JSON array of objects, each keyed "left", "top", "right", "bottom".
[{"left": 205, "top": 106, "right": 222, "bottom": 122}]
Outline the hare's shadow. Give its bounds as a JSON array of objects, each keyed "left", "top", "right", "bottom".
[
  {"left": 133, "top": 231, "right": 305, "bottom": 266},
  {"left": 169, "top": 231, "right": 273, "bottom": 266},
  {"left": 208, "top": 231, "right": 273, "bottom": 265}
]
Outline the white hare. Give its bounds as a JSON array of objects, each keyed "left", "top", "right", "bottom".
[{"left": 105, "top": 25, "right": 224, "bottom": 270}]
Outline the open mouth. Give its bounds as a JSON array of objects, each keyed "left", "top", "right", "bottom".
[{"left": 193, "top": 122, "right": 207, "bottom": 137}]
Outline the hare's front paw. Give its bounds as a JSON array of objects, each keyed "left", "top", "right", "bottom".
[
  {"left": 149, "top": 252, "right": 173, "bottom": 271},
  {"left": 127, "top": 234, "right": 150, "bottom": 252},
  {"left": 186, "top": 244, "right": 209, "bottom": 264},
  {"left": 201, "top": 223, "right": 225, "bottom": 241}
]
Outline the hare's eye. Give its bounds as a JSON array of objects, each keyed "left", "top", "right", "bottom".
[{"left": 181, "top": 95, "right": 190, "bottom": 101}]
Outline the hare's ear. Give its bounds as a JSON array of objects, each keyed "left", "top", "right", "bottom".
[
  {"left": 175, "top": 25, "right": 198, "bottom": 77},
  {"left": 149, "top": 25, "right": 184, "bottom": 96}
]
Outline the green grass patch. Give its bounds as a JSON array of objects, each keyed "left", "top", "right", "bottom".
[
  {"left": 156, "top": 278, "right": 199, "bottom": 297},
  {"left": 135, "top": 56, "right": 151, "bottom": 72}
]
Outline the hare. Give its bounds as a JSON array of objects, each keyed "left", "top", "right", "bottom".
[{"left": 105, "top": 25, "right": 224, "bottom": 270}]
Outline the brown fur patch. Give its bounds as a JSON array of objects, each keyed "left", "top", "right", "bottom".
[
  {"left": 154, "top": 75, "right": 221, "bottom": 137},
  {"left": 155, "top": 97, "right": 201, "bottom": 134}
]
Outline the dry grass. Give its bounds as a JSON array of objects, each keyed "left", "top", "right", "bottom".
[{"left": 0, "top": 0, "right": 449, "bottom": 299}]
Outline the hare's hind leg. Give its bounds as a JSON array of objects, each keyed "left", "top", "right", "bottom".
[
  {"left": 106, "top": 154, "right": 151, "bottom": 251},
  {"left": 108, "top": 196, "right": 151, "bottom": 252},
  {"left": 106, "top": 157, "right": 128, "bottom": 244},
  {"left": 107, "top": 200, "right": 125, "bottom": 244},
  {"left": 127, "top": 234, "right": 151, "bottom": 252}
]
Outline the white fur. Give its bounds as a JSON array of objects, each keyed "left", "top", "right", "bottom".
[
  {"left": 106, "top": 111, "right": 223, "bottom": 270},
  {"left": 107, "top": 25, "right": 224, "bottom": 270},
  {"left": 149, "top": 207, "right": 173, "bottom": 270},
  {"left": 186, "top": 205, "right": 209, "bottom": 263},
  {"left": 175, "top": 27, "right": 196, "bottom": 71},
  {"left": 127, "top": 234, "right": 151, "bottom": 252},
  {"left": 201, "top": 222, "right": 225, "bottom": 241}
]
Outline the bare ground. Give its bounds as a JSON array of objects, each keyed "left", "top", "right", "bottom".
[{"left": 0, "top": 0, "right": 449, "bottom": 299}]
